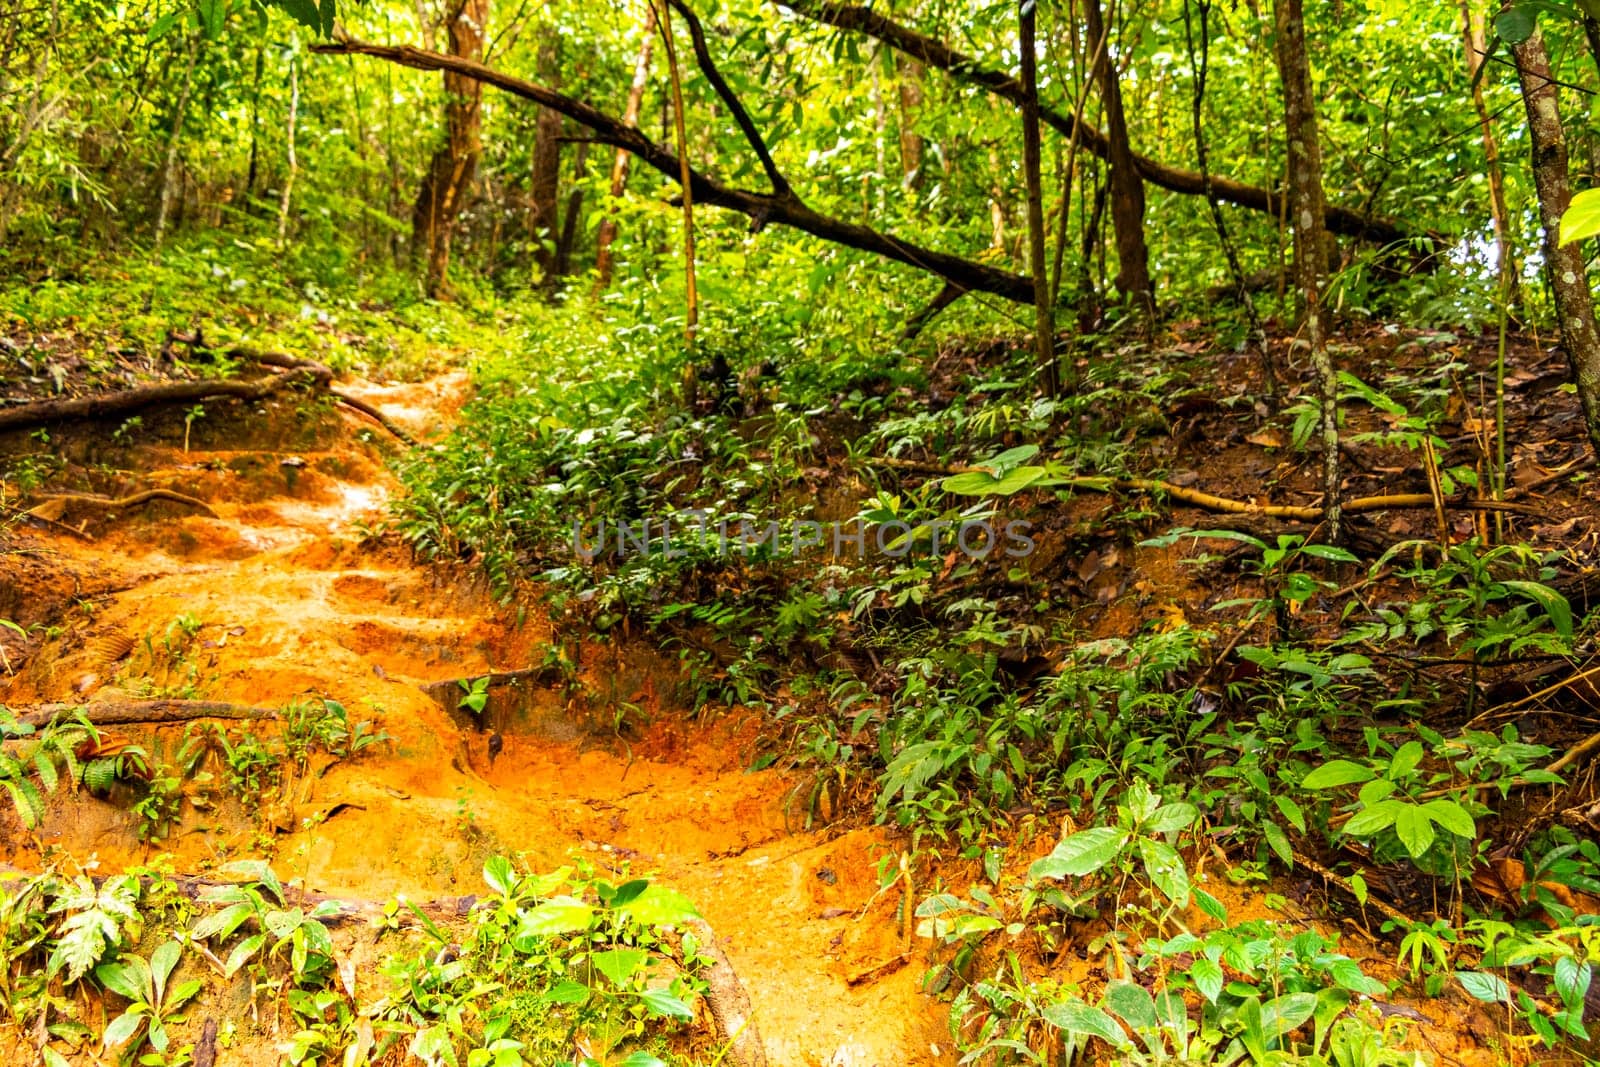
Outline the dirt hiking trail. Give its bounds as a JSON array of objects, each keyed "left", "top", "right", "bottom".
[{"left": 0, "top": 374, "right": 947, "bottom": 1067}]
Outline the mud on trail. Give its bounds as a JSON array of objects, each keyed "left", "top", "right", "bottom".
[{"left": 0, "top": 376, "right": 947, "bottom": 1067}]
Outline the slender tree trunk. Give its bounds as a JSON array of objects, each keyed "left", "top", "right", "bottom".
[
  {"left": 1082, "top": 0, "right": 1154, "bottom": 328},
  {"left": 153, "top": 34, "right": 198, "bottom": 250},
  {"left": 896, "top": 62, "right": 924, "bottom": 186},
  {"left": 1185, "top": 0, "right": 1274, "bottom": 401},
  {"left": 411, "top": 0, "right": 489, "bottom": 297},
  {"left": 594, "top": 7, "right": 656, "bottom": 293},
  {"left": 1462, "top": 0, "right": 1518, "bottom": 305},
  {"left": 1021, "top": 0, "right": 1058, "bottom": 396},
  {"left": 554, "top": 141, "right": 589, "bottom": 276},
  {"left": 245, "top": 44, "right": 265, "bottom": 200},
  {"left": 1272, "top": 0, "right": 1341, "bottom": 540},
  {"left": 529, "top": 31, "right": 562, "bottom": 280},
  {"left": 1512, "top": 19, "right": 1600, "bottom": 459},
  {"left": 654, "top": 0, "right": 699, "bottom": 403},
  {"left": 276, "top": 54, "right": 299, "bottom": 249}
]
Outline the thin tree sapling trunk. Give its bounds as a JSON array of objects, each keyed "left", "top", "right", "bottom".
[{"left": 1020, "top": 0, "right": 1059, "bottom": 396}]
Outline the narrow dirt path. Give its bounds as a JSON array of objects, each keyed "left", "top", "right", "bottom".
[{"left": 0, "top": 375, "right": 948, "bottom": 1067}]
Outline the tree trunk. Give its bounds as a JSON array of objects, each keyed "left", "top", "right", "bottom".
[
  {"left": 594, "top": 8, "right": 656, "bottom": 293},
  {"left": 554, "top": 140, "right": 589, "bottom": 277},
  {"left": 1082, "top": 0, "right": 1154, "bottom": 327},
  {"left": 1511, "top": 19, "right": 1600, "bottom": 460},
  {"left": 153, "top": 34, "right": 198, "bottom": 250},
  {"left": 1272, "top": 0, "right": 1341, "bottom": 540},
  {"left": 1461, "top": 0, "right": 1517, "bottom": 305},
  {"left": 1020, "top": 0, "right": 1058, "bottom": 396},
  {"left": 275, "top": 53, "right": 299, "bottom": 249},
  {"left": 529, "top": 32, "right": 563, "bottom": 281},
  {"left": 411, "top": 0, "right": 489, "bottom": 298},
  {"left": 896, "top": 57, "right": 924, "bottom": 186}
]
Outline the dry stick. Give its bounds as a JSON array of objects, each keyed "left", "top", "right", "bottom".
[
  {"left": 0, "top": 502, "right": 95, "bottom": 541},
  {"left": 14, "top": 699, "right": 279, "bottom": 728},
  {"left": 865, "top": 458, "right": 1545, "bottom": 520}
]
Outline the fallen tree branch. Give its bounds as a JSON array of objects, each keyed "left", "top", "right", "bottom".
[
  {"left": 13, "top": 700, "right": 280, "bottom": 729},
  {"left": 312, "top": 36, "right": 1036, "bottom": 304},
  {"left": 774, "top": 0, "right": 1421, "bottom": 248}
]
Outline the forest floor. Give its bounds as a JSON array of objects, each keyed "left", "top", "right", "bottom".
[
  {"left": 0, "top": 369, "right": 951, "bottom": 1066},
  {"left": 3, "top": 321, "right": 1599, "bottom": 1065}
]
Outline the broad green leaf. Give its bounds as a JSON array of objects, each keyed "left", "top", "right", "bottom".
[
  {"left": 224, "top": 933, "right": 266, "bottom": 976},
  {"left": 1191, "top": 957, "right": 1225, "bottom": 1003},
  {"left": 150, "top": 940, "right": 182, "bottom": 994},
  {"left": 591, "top": 947, "right": 647, "bottom": 987},
  {"left": 1261, "top": 819, "right": 1293, "bottom": 867},
  {"left": 1389, "top": 740, "right": 1425, "bottom": 780},
  {"left": 1029, "top": 827, "right": 1125, "bottom": 880},
  {"left": 1301, "top": 760, "right": 1376, "bottom": 789},
  {"left": 619, "top": 884, "right": 701, "bottom": 926},
  {"left": 1342, "top": 799, "right": 1402, "bottom": 838},
  {"left": 95, "top": 959, "right": 147, "bottom": 1002},
  {"left": 1138, "top": 838, "right": 1191, "bottom": 906},
  {"left": 483, "top": 856, "right": 517, "bottom": 897},
  {"left": 1561, "top": 187, "right": 1600, "bottom": 247},
  {"left": 1042, "top": 997, "right": 1129, "bottom": 1047},
  {"left": 1145, "top": 801, "right": 1198, "bottom": 834},
  {"left": 1194, "top": 888, "right": 1228, "bottom": 923},
  {"left": 546, "top": 980, "right": 590, "bottom": 1005},
  {"left": 617, "top": 1054, "right": 668, "bottom": 1067},
  {"left": 1394, "top": 804, "right": 1436, "bottom": 858},
  {"left": 101, "top": 1011, "right": 143, "bottom": 1050},
  {"left": 1502, "top": 580, "right": 1573, "bottom": 638},
  {"left": 1274, "top": 795, "right": 1306, "bottom": 833},
  {"left": 1494, "top": 4, "right": 1538, "bottom": 44},
  {"left": 517, "top": 896, "right": 595, "bottom": 936},
  {"left": 1261, "top": 991, "right": 1318, "bottom": 1039},
  {"left": 639, "top": 988, "right": 694, "bottom": 1018},
  {"left": 1103, "top": 980, "right": 1159, "bottom": 1033},
  {"left": 1457, "top": 970, "right": 1511, "bottom": 1004},
  {"left": 1328, "top": 958, "right": 1386, "bottom": 995},
  {"left": 1422, "top": 798, "right": 1476, "bottom": 840}
]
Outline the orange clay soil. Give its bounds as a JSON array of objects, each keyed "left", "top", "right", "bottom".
[
  {"left": 0, "top": 371, "right": 1520, "bottom": 1067},
  {"left": 0, "top": 374, "right": 950, "bottom": 1067}
]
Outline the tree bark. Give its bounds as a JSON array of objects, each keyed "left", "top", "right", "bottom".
[
  {"left": 594, "top": 7, "right": 656, "bottom": 293},
  {"left": 554, "top": 140, "right": 588, "bottom": 277},
  {"left": 411, "top": 0, "right": 489, "bottom": 298},
  {"left": 1083, "top": 0, "right": 1154, "bottom": 326},
  {"left": 1461, "top": 0, "right": 1517, "bottom": 304},
  {"left": 1020, "top": 1, "right": 1058, "bottom": 396},
  {"left": 153, "top": 33, "right": 198, "bottom": 250},
  {"left": 1511, "top": 20, "right": 1600, "bottom": 460},
  {"left": 529, "top": 31, "right": 562, "bottom": 280},
  {"left": 316, "top": 36, "right": 1037, "bottom": 303},
  {"left": 774, "top": 0, "right": 1417, "bottom": 247},
  {"left": 275, "top": 53, "right": 299, "bottom": 249},
  {"left": 1272, "top": 0, "right": 1341, "bottom": 540}
]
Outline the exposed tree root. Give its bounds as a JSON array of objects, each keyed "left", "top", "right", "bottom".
[
  {"left": 0, "top": 368, "right": 319, "bottom": 435},
  {"left": 30, "top": 489, "right": 218, "bottom": 520},
  {"left": 683, "top": 917, "right": 768, "bottom": 1067},
  {"left": 14, "top": 699, "right": 279, "bottom": 729},
  {"left": 0, "top": 346, "right": 418, "bottom": 447}
]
